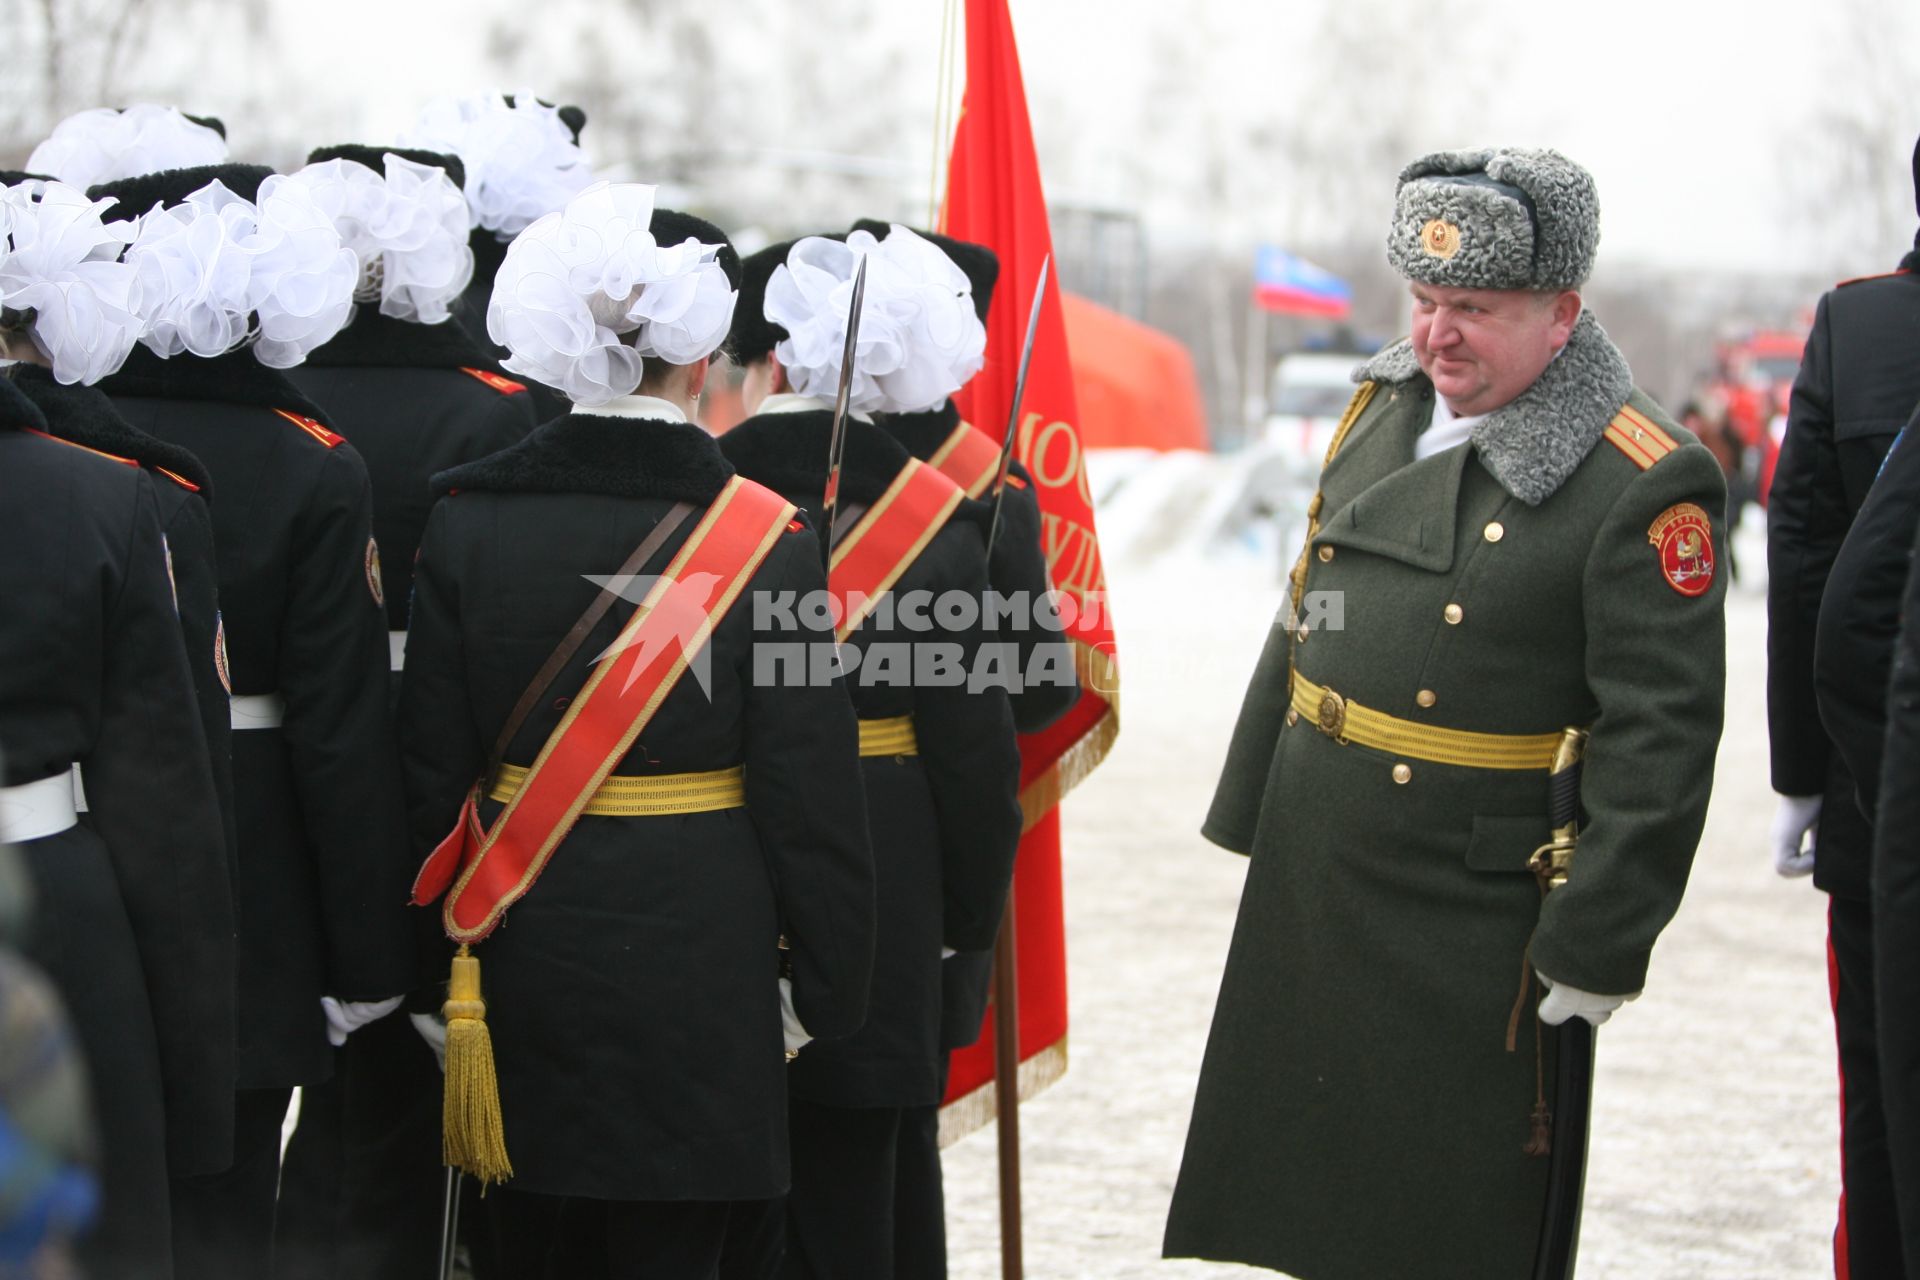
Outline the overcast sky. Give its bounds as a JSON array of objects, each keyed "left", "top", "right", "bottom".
[{"left": 23, "top": 0, "right": 1918, "bottom": 277}]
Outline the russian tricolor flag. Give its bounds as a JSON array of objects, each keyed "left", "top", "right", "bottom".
[{"left": 1253, "top": 245, "right": 1352, "bottom": 319}]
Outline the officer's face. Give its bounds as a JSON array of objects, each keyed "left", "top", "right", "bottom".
[{"left": 1409, "top": 284, "right": 1580, "bottom": 417}]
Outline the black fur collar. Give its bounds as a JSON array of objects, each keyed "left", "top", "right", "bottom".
[
  {"left": 305, "top": 309, "right": 493, "bottom": 371},
  {"left": 9, "top": 365, "right": 214, "bottom": 498},
  {"left": 718, "top": 411, "right": 911, "bottom": 508},
  {"left": 102, "top": 347, "right": 336, "bottom": 427},
  {"left": 432, "top": 413, "right": 734, "bottom": 502},
  {"left": 880, "top": 400, "right": 961, "bottom": 462},
  {"left": 0, "top": 374, "right": 48, "bottom": 431},
  {"left": 1902, "top": 244, "right": 1920, "bottom": 274}
]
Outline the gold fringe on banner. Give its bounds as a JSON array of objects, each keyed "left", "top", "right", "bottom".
[
  {"left": 441, "top": 944, "right": 512, "bottom": 1186},
  {"left": 937, "top": 1038, "right": 1069, "bottom": 1149},
  {"left": 1017, "top": 640, "right": 1120, "bottom": 832}
]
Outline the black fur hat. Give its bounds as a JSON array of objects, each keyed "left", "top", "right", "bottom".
[
  {"left": 651, "top": 209, "right": 741, "bottom": 290},
  {"left": 0, "top": 170, "right": 53, "bottom": 187},
  {"left": 182, "top": 112, "right": 226, "bottom": 139},
  {"left": 501, "top": 95, "right": 587, "bottom": 145},
  {"left": 307, "top": 144, "right": 466, "bottom": 192},
  {"left": 89, "top": 162, "right": 273, "bottom": 210},
  {"left": 727, "top": 240, "right": 794, "bottom": 367},
  {"left": 851, "top": 219, "right": 998, "bottom": 321}
]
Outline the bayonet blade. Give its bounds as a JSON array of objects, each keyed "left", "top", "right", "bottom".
[
  {"left": 819, "top": 254, "right": 870, "bottom": 560},
  {"left": 986, "top": 255, "right": 1050, "bottom": 557}
]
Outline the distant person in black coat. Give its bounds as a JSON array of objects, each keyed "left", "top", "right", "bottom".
[
  {"left": 92, "top": 161, "right": 417, "bottom": 1279},
  {"left": 721, "top": 229, "right": 1023, "bottom": 1280},
  {"left": 270, "top": 143, "right": 538, "bottom": 1280},
  {"left": 1766, "top": 134, "right": 1920, "bottom": 1280},
  {"left": 401, "top": 184, "right": 874, "bottom": 1280}
]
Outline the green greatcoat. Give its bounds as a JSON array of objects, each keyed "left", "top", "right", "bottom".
[{"left": 1164, "top": 312, "right": 1727, "bottom": 1280}]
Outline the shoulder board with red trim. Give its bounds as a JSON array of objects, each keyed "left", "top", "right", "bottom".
[
  {"left": 21, "top": 427, "right": 139, "bottom": 468},
  {"left": 274, "top": 408, "right": 344, "bottom": 448},
  {"left": 153, "top": 466, "right": 201, "bottom": 493},
  {"left": 460, "top": 366, "right": 529, "bottom": 397},
  {"left": 1602, "top": 404, "right": 1680, "bottom": 471},
  {"left": 1836, "top": 267, "right": 1913, "bottom": 289}
]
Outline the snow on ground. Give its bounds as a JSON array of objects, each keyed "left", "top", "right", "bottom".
[{"left": 941, "top": 503, "right": 1838, "bottom": 1279}]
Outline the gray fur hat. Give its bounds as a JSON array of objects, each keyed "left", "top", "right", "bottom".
[{"left": 1387, "top": 147, "right": 1599, "bottom": 291}]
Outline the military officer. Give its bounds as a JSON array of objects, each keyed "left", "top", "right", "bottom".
[
  {"left": 1767, "top": 136, "right": 1920, "bottom": 1280},
  {"left": 1164, "top": 148, "right": 1727, "bottom": 1280},
  {"left": 272, "top": 142, "right": 536, "bottom": 1280},
  {"left": 720, "top": 229, "right": 1023, "bottom": 1279},
  {"left": 91, "top": 161, "right": 418, "bottom": 1278}
]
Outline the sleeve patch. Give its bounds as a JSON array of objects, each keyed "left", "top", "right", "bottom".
[
  {"left": 273, "top": 408, "right": 344, "bottom": 448},
  {"left": 365, "top": 537, "right": 386, "bottom": 608},
  {"left": 1648, "top": 503, "right": 1715, "bottom": 597},
  {"left": 460, "top": 366, "right": 529, "bottom": 396}
]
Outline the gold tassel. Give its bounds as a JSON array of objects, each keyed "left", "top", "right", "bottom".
[{"left": 441, "top": 944, "right": 512, "bottom": 1185}]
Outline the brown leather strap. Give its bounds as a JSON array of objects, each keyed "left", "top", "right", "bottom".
[{"left": 489, "top": 502, "right": 696, "bottom": 770}]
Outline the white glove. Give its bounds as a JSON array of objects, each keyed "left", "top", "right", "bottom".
[
  {"left": 1536, "top": 972, "right": 1636, "bottom": 1027},
  {"left": 779, "top": 977, "right": 812, "bottom": 1058},
  {"left": 320, "top": 995, "right": 403, "bottom": 1047},
  {"left": 1770, "top": 793, "right": 1821, "bottom": 878},
  {"left": 410, "top": 1011, "right": 448, "bottom": 1071}
]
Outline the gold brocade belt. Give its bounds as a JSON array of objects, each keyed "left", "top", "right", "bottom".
[
  {"left": 1288, "top": 669, "right": 1563, "bottom": 771},
  {"left": 488, "top": 763, "right": 746, "bottom": 816},
  {"left": 858, "top": 716, "right": 919, "bottom": 757}
]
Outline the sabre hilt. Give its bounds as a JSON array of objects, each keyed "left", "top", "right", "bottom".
[{"left": 1528, "top": 728, "right": 1590, "bottom": 891}]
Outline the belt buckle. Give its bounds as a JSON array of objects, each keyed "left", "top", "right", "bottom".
[{"left": 1315, "top": 688, "right": 1349, "bottom": 744}]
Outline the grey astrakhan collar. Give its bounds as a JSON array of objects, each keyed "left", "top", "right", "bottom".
[{"left": 1350, "top": 309, "right": 1632, "bottom": 506}]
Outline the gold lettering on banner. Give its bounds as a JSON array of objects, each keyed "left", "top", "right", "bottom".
[
  {"left": 1017, "top": 413, "right": 1095, "bottom": 506},
  {"left": 1041, "top": 512, "right": 1105, "bottom": 604}
]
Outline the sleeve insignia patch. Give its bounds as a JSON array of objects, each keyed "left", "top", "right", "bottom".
[
  {"left": 215, "top": 612, "right": 232, "bottom": 694},
  {"left": 366, "top": 537, "right": 386, "bottom": 609},
  {"left": 1648, "top": 503, "right": 1715, "bottom": 597}
]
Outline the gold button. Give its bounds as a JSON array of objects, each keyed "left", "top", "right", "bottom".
[
  {"left": 1392, "top": 763, "right": 1413, "bottom": 784},
  {"left": 1483, "top": 521, "right": 1505, "bottom": 543},
  {"left": 1416, "top": 689, "right": 1437, "bottom": 708},
  {"left": 1317, "top": 545, "right": 1334, "bottom": 563},
  {"left": 1444, "top": 603, "right": 1464, "bottom": 624},
  {"left": 1286, "top": 708, "right": 1299, "bottom": 727},
  {"left": 1296, "top": 625, "right": 1310, "bottom": 643}
]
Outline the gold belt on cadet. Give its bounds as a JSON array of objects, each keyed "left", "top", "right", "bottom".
[
  {"left": 489, "top": 763, "right": 745, "bottom": 816},
  {"left": 1289, "top": 669, "right": 1563, "bottom": 771},
  {"left": 858, "top": 716, "right": 919, "bottom": 757}
]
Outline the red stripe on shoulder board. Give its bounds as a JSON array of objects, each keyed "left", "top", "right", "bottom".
[
  {"left": 273, "top": 408, "right": 344, "bottom": 448},
  {"left": 21, "top": 427, "right": 138, "bottom": 467},
  {"left": 460, "top": 367, "right": 529, "bottom": 396},
  {"left": 154, "top": 466, "right": 201, "bottom": 492}
]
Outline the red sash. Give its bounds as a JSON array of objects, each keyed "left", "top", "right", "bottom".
[
  {"left": 411, "top": 477, "right": 797, "bottom": 943},
  {"left": 828, "top": 458, "right": 966, "bottom": 642},
  {"left": 926, "top": 419, "right": 1002, "bottom": 499}
]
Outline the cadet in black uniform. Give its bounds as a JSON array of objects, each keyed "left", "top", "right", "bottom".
[
  {"left": 0, "top": 353, "right": 234, "bottom": 1279},
  {"left": 1766, "top": 135, "right": 1920, "bottom": 1280},
  {"left": 92, "top": 162, "right": 418, "bottom": 1278},
  {"left": 272, "top": 142, "right": 537, "bottom": 1280},
  {"left": 401, "top": 186, "right": 874, "bottom": 1279},
  {"left": 720, "top": 232, "right": 1023, "bottom": 1279},
  {"left": 1871, "top": 449, "right": 1920, "bottom": 1271},
  {"left": 400, "top": 92, "right": 594, "bottom": 426},
  {"left": 849, "top": 220, "right": 1075, "bottom": 1280}
]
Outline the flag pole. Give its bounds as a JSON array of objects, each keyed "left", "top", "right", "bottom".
[{"left": 992, "top": 885, "right": 1023, "bottom": 1280}]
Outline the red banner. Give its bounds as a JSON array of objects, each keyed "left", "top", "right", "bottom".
[{"left": 940, "top": 0, "right": 1120, "bottom": 1129}]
